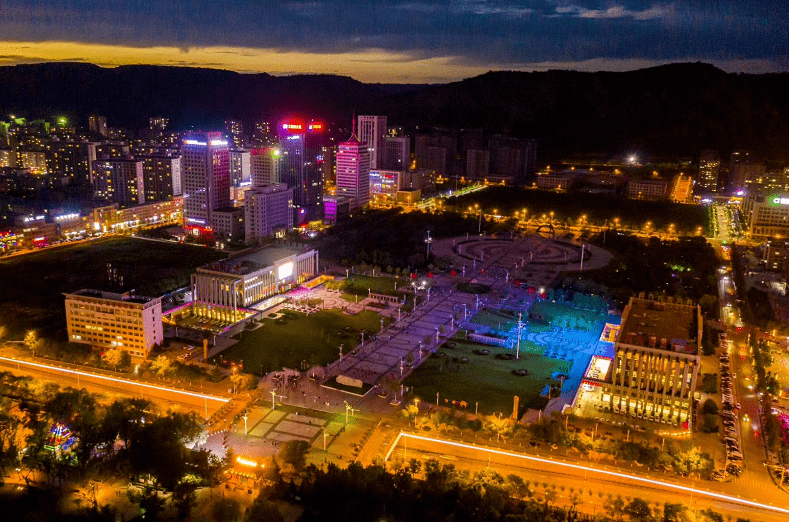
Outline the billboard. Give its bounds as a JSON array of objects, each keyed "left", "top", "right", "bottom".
[{"left": 277, "top": 261, "right": 294, "bottom": 280}]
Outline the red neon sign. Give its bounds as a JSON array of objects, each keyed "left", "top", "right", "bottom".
[
  {"left": 308, "top": 120, "right": 324, "bottom": 132},
  {"left": 280, "top": 118, "right": 305, "bottom": 132}
]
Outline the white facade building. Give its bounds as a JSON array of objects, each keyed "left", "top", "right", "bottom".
[
  {"left": 357, "top": 115, "right": 387, "bottom": 169},
  {"left": 244, "top": 183, "right": 293, "bottom": 244},
  {"left": 181, "top": 132, "right": 230, "bottom": 233}
]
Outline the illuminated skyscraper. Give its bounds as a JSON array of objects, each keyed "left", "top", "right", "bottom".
[
  {"left": 357, "top": 115, "right": 387, "bottom": 169},
  {"left": 278, "top": 118, "right": 324, "bottom": 224},
  {"left": 92, "top": 158, "right": 144, "bottom": 205},
  {"left": 336, "top": 128, "right": 370, "bottom": 211},
  {"left": 181, "top": 132, "right": 230, "bottom": 234},
  {"left": 88, "top": 115, "right": 108, "bottom": 137}
]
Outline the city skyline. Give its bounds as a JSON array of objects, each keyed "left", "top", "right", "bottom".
[{"left": 0, "top": 1, "right": 786, "bottom": 83}]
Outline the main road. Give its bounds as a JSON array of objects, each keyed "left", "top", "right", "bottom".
[
  {"left": 385, "top": 432, "right": 789, "bottom": 521},
  {"left": 0, "top": 355, "right": 229, "bottom": 418}
]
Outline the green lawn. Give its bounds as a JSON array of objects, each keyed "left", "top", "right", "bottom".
[
  {"left": 470, "top": 308, "right": 518, "bottom": 330},
  {"left": 0, "top": 237, "right": 226, "bottom": 338},
  {"left": 404, "top": 338, "right": 570, "bottom": 416},
  {"left": 528, "top": 300, "right": 603, "bottom": 330},
  {"left": 222, "top": 309, "right": 388, "bottom": 373},
  {"left": 342, "top": 274, "right": 404, "bottom": 296}
]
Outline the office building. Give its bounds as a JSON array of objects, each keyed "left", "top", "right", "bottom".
[
  {"left": 608, "top": 296, "right": 702, "bottom": 427},
  {"left": 244, "top": 183, "right": 293, "bottom": 244},
  {"left": 250, "top": 147, "right": 283, "bottom": 187},
  {"left": 369, "top": 170, "right": 402, "bottom": 205},
  {"left": 230, "top": 149, "right": 251, "bottom": 186},
  {"left": 65, "top": 289, "right": 163, "bottom": 358},
  {"left": 149, "top": 117, "right": 169, "bottom": 132},
  {"left": 385, "top": 136, "right": 410, "bottom": 171},
  {"left": 323, "top": 195, "right": 351, "bottom": 224},
  {"left": 141, "top": 154, "right": 182, "bottom": 201},
  {"left": 211, "top": 207, "right": 244, "bottom": 239},
  {"left": 357, "top": 115, "right": 387, "bottom": 169},
  {"left": 627, "top": 179, "right": 669, "bottom": 200},
  {"left": 278, "top": 119, "right": 324, "bottom": 223},
  {"left": 742, "top": 193, "right": 789, "bottom": 238},
  {"left": 336, "top": 131, "right": 370, "bottom": 211},
  {"left": 191, "top": 246, "right": 318, "bottom": 321},
  {"left": 181, "top": 132, "right": 230, "bottom": 235},
  {"left": 91, "top": 197, "right": 182, "bottom": 233},
  {"left": 92, "top": 158, "right": 145, "bottom": 205}
]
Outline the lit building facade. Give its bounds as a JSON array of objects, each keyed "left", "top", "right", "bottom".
[
  {"left": 336, "top": 134, "right": 370, "bottom": 210},
  {"left": 91, "top": 197, "right": 183, "bottom": 233},
  {"left": 743, "top": 193, "right": 789, "bottom": 238},
  {"left": 45, "top": 139, "right": 98, "bottom": 185},
  {"left": 181, "top": 132, "right": 230, "bottom": 234},
  {"left": 697, "top": 150, "right": 720, "bottom": 192},
  {"left": 65, "top": 289, "right": 163, "bottom": 358},
  {"left": 92, "top": 158, "right": 145, "bottom": 205},
  {"left": 229, "top": 149, "right": 251, "bottom": 186},
  {"left": 369, "top": 170, "right": 402, "bottom": 204},
  {"left": 670, "top": 173, "right": 694, "bottom": 203},
  {"left": 191, "top": 247, "right": 318, "bottom": 321},
  {"left": 608, "top": 296, "right": 702, "bottom": 427},
  {"left": 141, "top": 154, "right": 182, "bottom": 201},
  {"left": 244, "top": 183, "right": 293, "bottom": 244},
  {"left": 250, "top": 147, "right": 283, "bottom": 187},
  {"left": 627, "top": 179, "right": 669, "bottom": 200}
]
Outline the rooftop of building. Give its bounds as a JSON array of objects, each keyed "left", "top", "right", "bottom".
[
  {"left": 618, "top": 297, "right": 699, "bottom": 355},
  {"left": 212, "top": 206, "right": 243, "bottom": 214},
  {"left": 67, "top": 289, "right": 156, "bottom": 305},
  {"left": 199, "top": 245, "right": 308, "bottom": 276}
]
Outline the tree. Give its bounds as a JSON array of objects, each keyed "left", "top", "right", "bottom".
[
  {"left": 150, "top": 355, "right": 174, "bottom": 377},
  {"left": 231, "top": 373, "right": 258, "bottom": 391},
  {"left": 278, "top": 439, "right": 309, "bottom": 472},
  {"left": 211, "top": 498, "right": 241, "bottom": 522},
  {"left": 625, "top": 497, "right": 656, "bottom": 522},
  {"left": 128, "top": 486, "right": 165, "bottom": 520},
  {"left": 102, "top": 348, "right": 131, "bottom": 371},
  {"left": 701, "top": 398, "right": 719, "bottom": 415},
  {"left": 171, "top": 480, "right": 198, "bottom": 519},
  {"left": 662, "top": 502, "right": 690, "bottom": 522},
  {"left": 23, "top": 330, "right": 37, "bottom": 350},
  {"left": 245, "top": 498, "right": 285, "bottom": 522}
]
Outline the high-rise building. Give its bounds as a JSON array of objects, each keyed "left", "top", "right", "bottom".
[
  {"left": 229, "top": 149, "right": 251, "bottom": 186},
  {"left": 141, "top": 154, "right": 182, "bottom": 201},
  {"left": 92, "top": 158, "right": 145, "bottom": 205},
  {"left": 88, "top": 115, "right": 108, "bottom": 137},
  {"left": 65, "top": 289, "right": 163, "bottom": 358},
  {"left": 96, "top": 143, "right": 130, "bottom": 159},
  {"left": 385, "top": 136, "right": 410, "bottom": 171},
  {"left": 181, "top": 132, "right": 230, "bottom": 234},
  {"left": 357, "top": 115, "right": 387, "bottom": 169},
  {"left": 250, "top": 147, "right": 283, "bottom": 187},
  {"left": 336, "top": 131, "right": 370, "bottom": 211},
  {"left": 697, "top": 150, "right": 720, "bottom": 193},
  {"left": 244, "top": 183, "right": 294, "bottom": 244},
  {"left": 45, "top": 139, "right": 98, "bottom": 186},
  {"left": 278, "top": 118, "right": 324, "bottom": 223}
]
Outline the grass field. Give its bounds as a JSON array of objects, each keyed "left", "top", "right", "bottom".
[
  {"left": 222, "top": 309, "right": 388, "bottom": 373},
  {"left": 404, "top": 337, "right": 570, "bottom": 416},
  {"left": 528, "top": 300, "right": 604, "bottom": 330},
  {"left": 470, "top": 308, "right": 518, "bottom": 330},
  {"left": 0, "top": 237, "right": 226, "bottom": 338},
  {"left": 342, "top": 274, "right": 404, "bottom": 296}
]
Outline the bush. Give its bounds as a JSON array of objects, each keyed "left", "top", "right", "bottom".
[{"left": 701, "top": 398, "right": 719, "bottom": 415}]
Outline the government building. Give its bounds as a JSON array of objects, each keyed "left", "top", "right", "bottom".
[{"left": 191, "top": 246, "right": 319, "bottom": 322}]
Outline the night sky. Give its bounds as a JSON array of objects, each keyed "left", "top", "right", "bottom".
[{"left": 1, "top": 1, "right": 786, "bottom": 82}]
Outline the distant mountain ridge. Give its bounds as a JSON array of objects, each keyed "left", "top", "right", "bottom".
[{"left": 1, "top": 62, "right": 788, "bottom": 160}]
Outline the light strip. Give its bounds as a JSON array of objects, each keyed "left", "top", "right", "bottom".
[
  {"left": 0, "top": 356, "right": 228, "bottom": 403},
  {"left": 389, "top": 432, "right": 789, "bottom": 515}
]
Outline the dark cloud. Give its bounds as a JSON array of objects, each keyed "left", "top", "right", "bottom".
[{"left": 0, "top": 1, "right": 786, "bottom": 72}]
